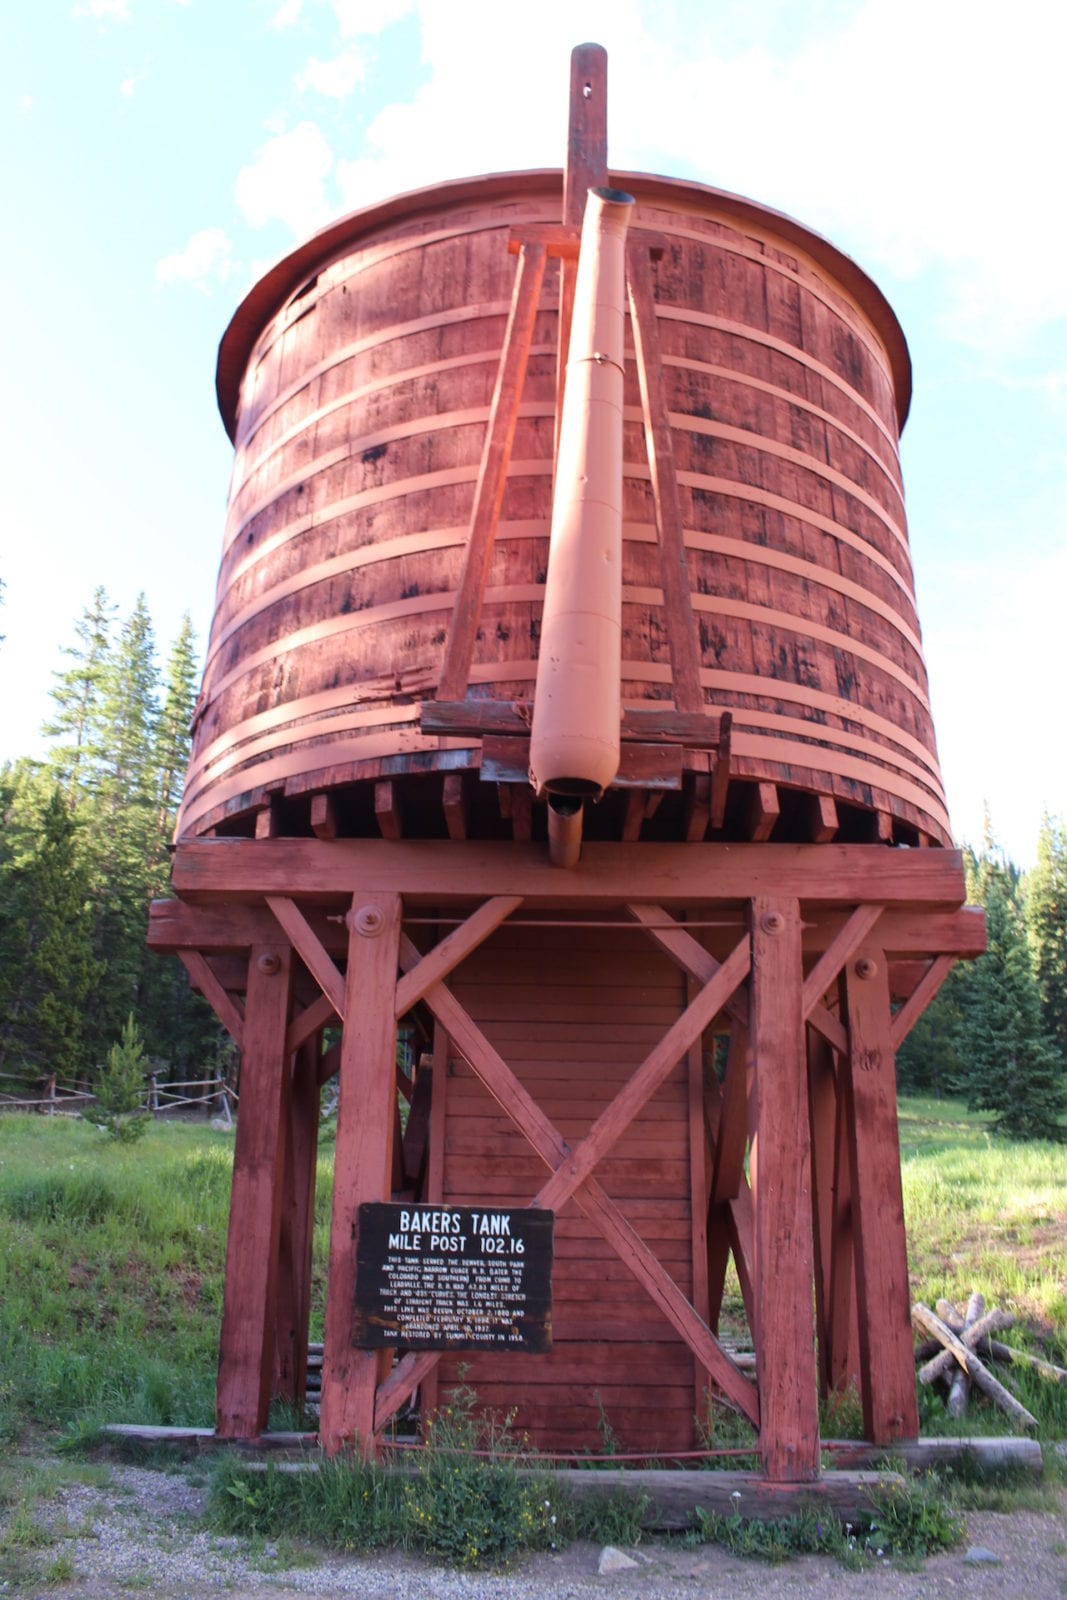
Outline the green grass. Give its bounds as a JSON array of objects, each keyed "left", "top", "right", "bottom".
[
  {"left": 1, "top": 1095, "right": 1065, "bottom": 1571},
  {"left": 899, "top": 1093, "right": 1067, "bottom": 1437}
]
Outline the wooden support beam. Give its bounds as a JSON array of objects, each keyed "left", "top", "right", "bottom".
[
  {"left": 536, "top": 936, "right": 750, "bottom": 1215},
  {"left": 374, "top": 780, "right": 402, "bottom": 840},
  {"left": 808, "top": 1028, "right": 854, "bottom": 1397},
  {"left": 402, "top": 1064, "right": 433, "bottom": 1186},
  {"left": 481, "top": 735, "right": 683, "bottom": 789},
  {"left": 710, "top": 1018, "right": 750, "bottom": 1205},
  {"left": 803, "top": 793, "right": 839, "bottom": 843},
  {"left": 745, "top": 781, "right": 780, "bottom": 843},
  {"left": 842, "top": 949, "right": 919, "bottom": 1444},
  {"left": 626, "top": 903, "right": 749, "bottom": 1032},
  {"left": 441, "top": 772, "right": 468, "bottom": 841},
  {"left": 254, "top": 796, "right": 283, "bottom": 840},
  {"left": 750, "top": 896, "right": 820, "bottom": 1481},
  {"left": 153, "top": 896, "right": 985, "bottom": 961},
  {"left": 627, "top": 243, "right": 704, "bottom": 713},
  {"left": 684, "top": 764, "right": 711, "bottom": 843},
  {"left": 509, "top": 783, "right": 533, "bottom": 842},
  {"left": 171, "top": 839, "right": 971, "bottom": 908},
  {"left": 709, "top": 712, "right": 733, "bottom": 830},
  {"left": 622, "top": 788, "right": 646, "bottom": 842},
  {"left": 395, "top": 895, "right": 522, "bottom": 1017},
  {"left": 317, "top": 1037, "right": 340, "bottom": 1087},
  {"left": 687, "top": 974, "right": 711, "bottom": 1416},
  {"left": 178, "top": 951, "right": 245, "bottom": 1048},
  {"left": 802, "top": 904, "right": 884, "bottom": 1019},
  {"left": 272, "top": 1037, "right": 320, "bottom": 1407},
  {"left": 423, "top": 699, "right": 724, "bottom": 748},
  {"left": 216, "top": 944, "right": 293, "bottom": 1438},
  {"left": 266, "top": 895, "right": 346, "bottom": 1018},
  {"left": 558, "top": 42, "right": 608, "bottom": 439},
  {"left": 808, "top": 1003, "right": 849, "bottom": 1057},
  {"left": 890, "top": 954, "right": 957, "bottom": 1050},
  {"left": 319, "top": 894, "right": 403, "bottom": 1457},
  {"left": 861, "top": 810, "right": 894, "bottom": 844},
  {"left": 437, "top": 240, "right": 548, "bottom": 702},
  {"left": 508, "top": 223, "right": 579, "bottom": 258},
  {"left": 309, "top": 792, "right": 338, "bottom": 841},
  {"left": 286, "top": 990, "right": 337, "bottom": 1057}
]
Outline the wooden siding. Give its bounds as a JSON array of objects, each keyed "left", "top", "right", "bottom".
[{"left": 431, "top": 923, "right": 703, "bottom": 1453}]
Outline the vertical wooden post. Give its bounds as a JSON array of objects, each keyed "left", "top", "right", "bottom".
[
  {"left": 319, "top": 893, "right": 403, "bottom": 1456},
  {"left": 807, "top": 1028, "right": 858, "bottom": 1396},
  {"left": 216, "top": 943, "right": 293, "bottom": 1439},
  {"left": 558, "top": 42, "right": 608, "bottom": 439},
  {"left": 842, "top": 948, "right": 919, "bottom": 1443},
  {"left": 273, "top": 1034, "right": 321, "bottom": 1407},
  {"left": 750, "top": 897, "right": 820, "bottom": 1481},
  {"left": 686, "top": 974, "right": 711, "bottom": 1424}
]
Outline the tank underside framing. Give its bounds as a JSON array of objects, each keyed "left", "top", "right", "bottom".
[{"left": 149, "top": 837, "right": 983, "bottom": 1478}]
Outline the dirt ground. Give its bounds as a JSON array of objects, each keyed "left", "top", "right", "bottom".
[{"left": 5, "top": 1460, "right": 1065, "bottom": 1600}]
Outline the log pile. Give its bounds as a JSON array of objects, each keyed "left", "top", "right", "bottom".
[{"left": 912, "top": 1295, "right": 1067, "bottom": 1431}]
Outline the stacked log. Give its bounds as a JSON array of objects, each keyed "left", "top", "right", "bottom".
[{"left": 913, "top": 1296, "right": 1067, "bottom": 1430}]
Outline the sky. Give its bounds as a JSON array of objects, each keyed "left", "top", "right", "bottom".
[{"left": 1, "top": 0, "right": 1063, "bottom": 865}]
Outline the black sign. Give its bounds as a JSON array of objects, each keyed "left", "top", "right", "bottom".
[{"left": 352, "top": 1203, "right": 553, "bottom": 1352}]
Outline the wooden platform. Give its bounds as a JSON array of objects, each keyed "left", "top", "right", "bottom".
[{"left": 149, "top": 837, "right": 983, "bottom": 1477}]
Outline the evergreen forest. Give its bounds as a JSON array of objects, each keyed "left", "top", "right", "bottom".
[
  {"left": 0, "top": 590, "right": 1065, "bottom": 1139},
  {"left": 0, "top": 590, "right": 221, "bottom": 1096}
]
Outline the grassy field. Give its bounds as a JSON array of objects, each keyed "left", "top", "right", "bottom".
[{"left": 0, "top": 1098, "right": 1064, "bottom": 1447}]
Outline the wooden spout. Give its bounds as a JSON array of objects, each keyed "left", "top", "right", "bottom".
[{"left": 529, "top": 184, "right": 634, "bottom": 800}]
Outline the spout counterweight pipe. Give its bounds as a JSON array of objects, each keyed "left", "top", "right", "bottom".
[{"left": 529, "top": 185, "right": 634, "bottom": 799}]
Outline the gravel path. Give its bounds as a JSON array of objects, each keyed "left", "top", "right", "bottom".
[{"left": 6, "top": 1462, "right": 1065, "bottom": 1600}]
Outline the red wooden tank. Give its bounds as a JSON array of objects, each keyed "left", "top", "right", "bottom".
[
  {"left": 150, "top": 49, "right": 985, "bottom": 1471},
  {"left": 178, "top": 168, "right": 947, "bottom": 848}
]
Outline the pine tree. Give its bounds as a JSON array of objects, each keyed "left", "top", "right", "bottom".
[
  {"left": 1025, "top": 813, "right": 1067, "bottom": 1073},
  {"left": 0, "top": 769, "right": 100, "bottom": 1081},
  {"left": 150, "top": 612, "right": 198, "bottom": 875},
  {"left": 43, "top": 588, "right": 115, "bottom": 793},
  {"left": 81, "top": 594, "right": 163, "bottom": 1055},
  {"left": 954, "top": 845, "right": 1066, "bottom": 1139},
  {"left": 895, "top": 977, "right": 963, "bottom": 1098},
  {"left": 83, "top": 1015, "right": 150, "bottom": 1142}
]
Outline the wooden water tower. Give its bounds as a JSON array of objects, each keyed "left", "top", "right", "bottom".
[{"left": 150, "top": 45, "right": 983, "bottom": 1480}]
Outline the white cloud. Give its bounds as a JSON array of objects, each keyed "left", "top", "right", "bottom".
[
  {"left": 119, "top": 70, "right": 147, "bottom": 98},
  {"left": 296, "top": 47, "right": 366, "bottom": 98},
  {"left": 324, "top": 0, "right": 1065, "bottom": 352},
  {"left": 235, "top": 121, "right": 335, "bottom": 235},
  {"left": 155, "top": 227, "right": 233, "bottom": 290},
  {"left": 330, "top": 0, "right": 412, "bottom": 36},
  {"left": 73, "top": 0, "right": 131, "bottom": 20},
  {"left": 270, "top": 0, "right": 303, "bottom": 25},
  {"left": 20, "top": 94, "right": 34, "bottom": 113}
]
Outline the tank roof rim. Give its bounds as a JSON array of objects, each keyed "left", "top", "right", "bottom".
[{"left": 215, "top": 166, "right": 911, "bottom": 442}]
